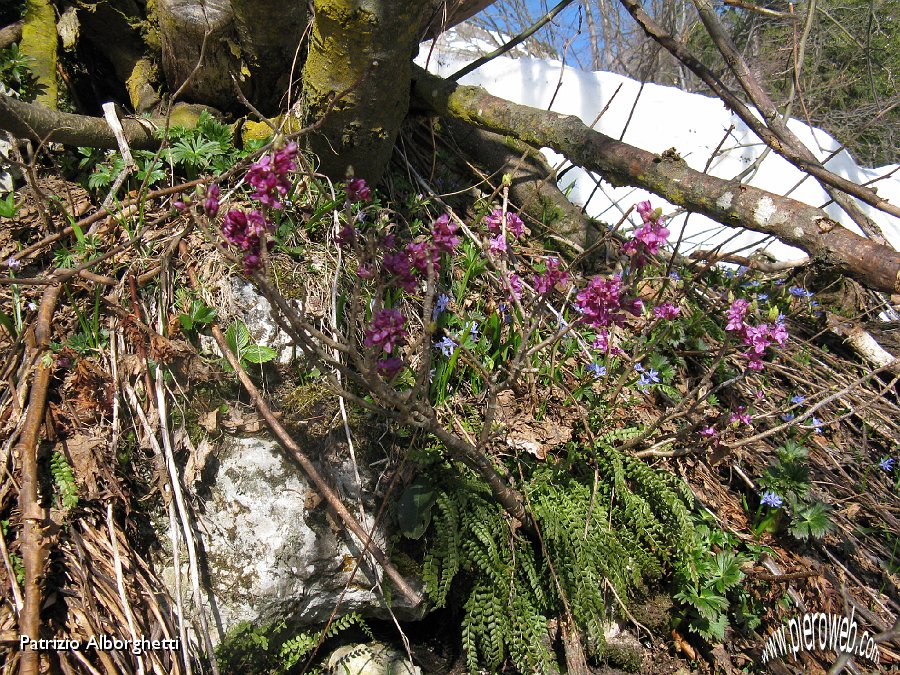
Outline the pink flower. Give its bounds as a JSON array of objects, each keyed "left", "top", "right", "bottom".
[
  {"left": 346, "top": 178, "right": 372, "bottom": 203},
  {"left": 383, "top": 250, "right": 417, "bottom": 292},
  {"left": 484, "top": 208, "right": 524, "bottom": 238},
  {"left": 246, "top": 143, "right": 296, "bottom": 209},
  {"left": 376, "top": 357, "right": 404, "bottom": 378},
  {"left": 364, "top": 309, "right": 408, "bottom": 354},
  {"left": 729, "top": 407, "right": 752, "bottom": 426},
  {"left": 488, "top": 234, "right": 507, "bottom": 255},
  {"left": 406, "top": 241, "right": 440, "bottom": 276},
  {"left": 623, "top": 201, "right": 669, "bottom": 265},
  {"left": 725, "top": 299, "right": 750, "bottom": 332},
  {"left": 506, "top": 273, "right": 523, "bottom": 301},
  {"left": 204, "top": 184, "right": 221, "bottom": 217},
  {"left": 357, "top": 264, "right": 374, "bottom": 279},
  {"left": 431, "top": 214, "right": 460, "bottom": 254},
  {"left": 653, "top": 302, "right": 681, "bottom": 320},
  {"left": 533, "top": 257, "right": 569, "bottom": 294},
  {"left": 575, "top": 275, "right": 631, "bottom": 328}
]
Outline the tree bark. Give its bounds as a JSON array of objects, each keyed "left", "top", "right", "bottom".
[
  {"left": 0, "top": 91, "right": 159, "bottom": 148},
  {"left": 156, "top": 0, "right": 307, "bottom": 114},
  {"left": 19, "top": 0, "right": 57, "bottom": 109},
  {"left": 302, "top": 0, "right": 430, "bottom": 183},
  {"left": 412, "top": 66, "right": 900, "bottom": 294}
]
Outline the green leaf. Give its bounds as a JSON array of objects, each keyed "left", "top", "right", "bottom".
[
  {"left": 789, "top": 501, "right": 834, "bottom": 540},
  {"left": 712, "top": 551, "right": 744, "bottom": 593},
  {"left": 397, "top": 478, "right": 437, "bottom": 539},
  {"left": 241, "top": 345, "right": 277, "bottom": 364}
]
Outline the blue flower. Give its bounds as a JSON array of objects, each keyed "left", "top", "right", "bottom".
[
  {"left": 781, "top": 413, "right": 795, "bottom": 422},
  {"left": 587, "top": 363, "right": 606, "bottom": 379},
  {"left": 760, "top": 491, "right": 783, "bottom": 508},
  {"left": 435, "top": 336, "right": 456, "bottom": 357},
  {"left": 789, "top": 286, "right": 814, "bottom": 298},
  {"left": 638, "top": 369, "right": 660, "bottom": 390},
  {"left": 469, "top": 321, "right": 480, "bottom": 343},
  {"left": 791, "top": 395, "right": 805, "bottom": 405},
  {"left": 432, "top": 293, "right": 450, "bottom": 320},
  {"left": 810, "top": 417, "right": 823, "bottom": 433},
  {"left": 669, "top": 271, "right": 681, "bottom": 281},
  {"left": 757, "top": 293, "right": 769, "bottom": 301},
  {"left": 774, "top": 279, "right": 785, "bottom": 286},
  {"left": 879, "top": 457, "right": 895, "bottom": 472},
  {"left": 634, "top": 362, "right": 645, "bottom": 373},
  {"left": 748, "top": 280, "right": 761, "bottom": 287}
]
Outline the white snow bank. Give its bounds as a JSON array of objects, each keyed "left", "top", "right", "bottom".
[{"left": 416, "top": 46, "right": 900, "bottom": 262}]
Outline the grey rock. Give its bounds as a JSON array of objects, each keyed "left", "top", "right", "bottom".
[{"left": 159, "top": 434, "right": 425, "bottom": 645}]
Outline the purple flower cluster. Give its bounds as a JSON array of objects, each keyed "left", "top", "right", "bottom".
[
  {"left": 484, "top": 208, "right": 524, "bottom": 237},
  {"left": 653, "top": 302, "right": 681, "bottom": 320},
  {"left": 221, "top": 208, "right": 272, "bottom": 273},
  {"left": 484, "top": 208, "right": 525, "bottom": 256},
  {"left": 760, "top": 491, "right": 783, "bottom": 508},
  {"left": 532, "top": 257, "right": 569, "bottom": 294},
  {"left": 375, "top": 215, "right": 460, "bottom": 290},
  {"left": 728, "top": 406, "right": 752, "bottom": 427},
  {"left": 575, "top": 275, "right": 642, "bottom": 329},
  {"left": 204, "top": 184, "right": 221, "bottom": 217},
  {"left": 245, "top": 142, "right": 297, "bottom": 209},
  {"left": 622, "top": 201, "right": 670, "bottom": 265},
  {"left": 724, "top": 299, "right": 788, "bottom": 370},
  {"left": 364, "top": 309, "right": 408, "bottom": 354},
  {"left": 347, "top": 178, "right": 372, "bottom": 204},
  {"left": 431, "top": 214, "right": 461, "bottom": 253}
]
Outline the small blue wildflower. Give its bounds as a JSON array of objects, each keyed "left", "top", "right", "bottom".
[
  {"left": 760, "top": 491, "right": 783, "bottom": 508},
  {"left": 748, "top": 280, "right": 761, "bottom": 287},
  {"left": 7, "top": 257, "right": 20, "bottom": 272},
  {"left": 789, "top": 286, "right": 814, "bottom": 298},
  {"left": 774, "top": 279, "right": 785, "bottom": 286},
  {"left": 638, "top": 369, "right": 660, "bottom": 390},
  {"left": 810, "top": 300, "right": 819, "bottom": 308},
  {"left": 429, "top": 368, "right": 436, "bottom": 382},
  {"left": 757, "top": 293, "right": 769, "bottom": 301},
  {"left": 781, "top": 413, "right": 795, "bottom": 422},
  {"left": 669, "top": 271, "right": 680, "bottom": 281},
  {"left": 469, "top": 321, "right": 480, "bottom": 343},
  {"left": 880, "top": 457, "right": 895, "bottom": 472},
  {"left": 634, "top": 362, "right": 645, "bottom": 373},
  {"left": 498, "top": 303, "right": 511, "bottom": 324},
  {"left": 810, "top": 417, "right": 823, "bottom": 433},
  {"left": 435, "top": 336, "right": 456, "bottom": 357},
  {"left": 587, "top": 363, "right": 606, "bottom": 379},
  {"left": 432, "top": 293, "right": 450, "bottom": 320},
  {"left": 791, "top": 395, "right": 805, "bottom": 404}
]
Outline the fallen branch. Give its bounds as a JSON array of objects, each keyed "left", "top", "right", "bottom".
[
  {"left": 15, "top": 283, "right": 62, "bottom": 675},
  {"left": 0, "top": 92, "right": 159, "bottom": 150},
  {"left": 411, "top": 67, "right": 900, "bottom": 294}
]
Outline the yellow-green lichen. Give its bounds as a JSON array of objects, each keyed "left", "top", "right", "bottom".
[{"left": 20, "top": 0, "right": 58, "bottom": 109}]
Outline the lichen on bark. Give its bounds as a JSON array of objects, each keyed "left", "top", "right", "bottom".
[
  {"left": 20, "top": 0, "right": 58, "bottom": 109},
  {"left": 301, "top": 0, "right": 429, "bottom": 183}
]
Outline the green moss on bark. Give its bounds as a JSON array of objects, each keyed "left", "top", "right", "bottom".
[{"left": 20, "top": 0, "right": 57, "bottom": 109}]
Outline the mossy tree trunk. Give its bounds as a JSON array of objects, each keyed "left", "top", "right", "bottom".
[{"left": 300, "top": 0, "right": 430, "bottom": 183}]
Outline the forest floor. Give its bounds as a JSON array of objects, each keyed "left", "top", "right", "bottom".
[{"left": 0, "top": 121, "right": 898, "bottom": 675}]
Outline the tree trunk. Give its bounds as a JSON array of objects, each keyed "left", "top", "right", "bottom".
[
  {"left": 156, "top": 0, "right": 307, "bottom": 115},
  {"left": 301, "top": 0, "right": 430, "bottom": 183}
]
